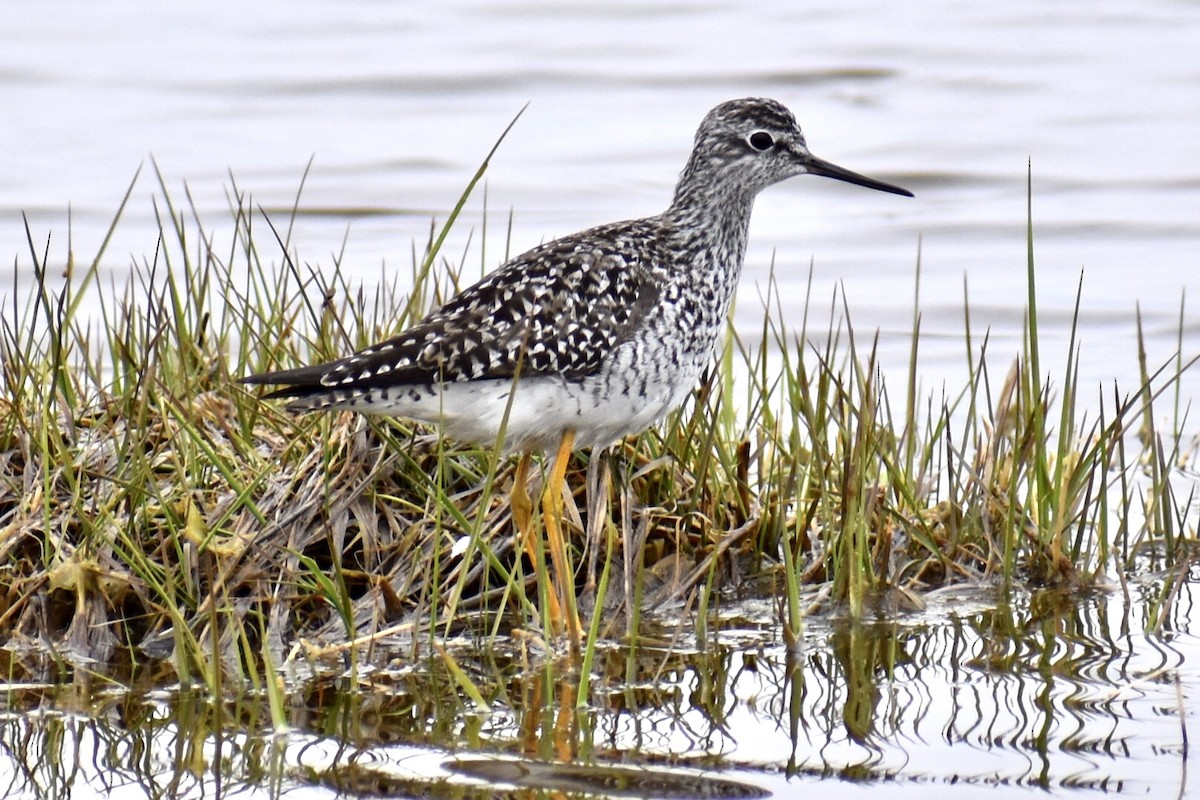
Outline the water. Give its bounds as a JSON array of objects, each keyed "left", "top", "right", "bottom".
[
  {"left": 4, "top": 2, "right": 1199, "bottom": 389},
  {"left": 2, "top": 1, "right": 1199, "bottom": 797},
  {"left": 2, "top": 580, "right": 1196, "bottom": 798}
]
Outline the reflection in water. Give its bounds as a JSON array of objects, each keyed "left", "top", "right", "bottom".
[
  {"left": 0, "top": 693, "right": 285, "bottom": 799},
  {"left": 0, "top": 581, "right": 1194, "bottom": 798}
]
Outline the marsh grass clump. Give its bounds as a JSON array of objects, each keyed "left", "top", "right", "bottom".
[{"left": 0, "top": 152, "right": 1195, "bottom": 687}]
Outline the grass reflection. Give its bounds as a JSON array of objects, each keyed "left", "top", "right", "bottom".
[{"left": 0, "top": 578, "right": 1192, "bottom": 796}]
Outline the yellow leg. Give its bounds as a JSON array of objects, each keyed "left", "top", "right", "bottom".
[
  {"left": 543, "top": 430, "right": 583, "bottom": 650},
  {"left": 512, "top": 452, "right": 535, "bottom": 553},
  {"left": 513, "top": 450, "right": 564, "bottom": 632}
]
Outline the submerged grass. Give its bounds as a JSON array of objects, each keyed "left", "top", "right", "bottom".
[{"left": 0, "top": 135, "right": 1197, "bottom": 691}]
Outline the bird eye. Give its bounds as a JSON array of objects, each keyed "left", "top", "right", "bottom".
[{"left": 748, "top": 131, "right": 774, "bottom": 151}]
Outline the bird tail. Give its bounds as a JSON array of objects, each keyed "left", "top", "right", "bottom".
[{"left": 240, "top": 364, "right": 346, "bottom": 410}]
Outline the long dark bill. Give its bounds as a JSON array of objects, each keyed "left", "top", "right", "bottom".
[{"left": 805, "top": 153, "right": 913, "bottom": 197}]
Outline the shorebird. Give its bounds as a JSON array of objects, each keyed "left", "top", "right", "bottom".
[{"left": 243, "top": 97, "right": 912, "bottom": 643}]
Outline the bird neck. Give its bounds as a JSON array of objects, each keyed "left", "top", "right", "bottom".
[
  {"left": 664, "top": 166, "right": 756, "bottom": 277},
  {"left": 667, "top": 155, "right": 757, "bottom": 225}
]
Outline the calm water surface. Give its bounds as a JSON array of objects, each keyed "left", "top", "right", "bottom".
[
  {"left": 2, "top": 2, "right": 1199, "bottom": 798},
  {"left": 4, "top": 1, "right": 1199, "bottom": 390},
  {"left": 1, "top": 580, "right": 1196, "bottom": 798}
]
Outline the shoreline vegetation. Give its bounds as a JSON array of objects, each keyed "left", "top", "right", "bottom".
[{"left": 1, "top": 143, "right": 1197, "bottom": 698}]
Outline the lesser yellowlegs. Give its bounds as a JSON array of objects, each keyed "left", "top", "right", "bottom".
[{"left": 243, "top": 97, "right": 912, "bottom": 641}]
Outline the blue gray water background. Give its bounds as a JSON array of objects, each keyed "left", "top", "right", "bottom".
[{"left": 3, "top": 1, "right": 1198, "bottom": 402}]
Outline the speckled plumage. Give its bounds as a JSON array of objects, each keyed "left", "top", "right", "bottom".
[{"left": 243, "top": 98, "right": 911, "bottom": 452}]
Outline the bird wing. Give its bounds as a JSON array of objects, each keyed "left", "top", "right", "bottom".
[{"left": 244, "top": 222, "right": 663, "bottom": 396}]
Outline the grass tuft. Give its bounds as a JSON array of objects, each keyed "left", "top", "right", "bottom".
[{"left": 0, "top": 135, "right": 1196, "bottom": 687}]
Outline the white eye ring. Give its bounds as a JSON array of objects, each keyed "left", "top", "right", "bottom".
[{"left": 747, "top": 130, "right": 775, "bottom": 151}]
